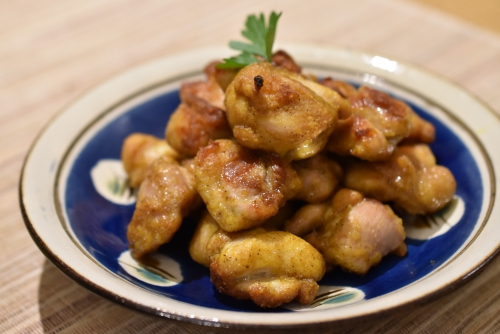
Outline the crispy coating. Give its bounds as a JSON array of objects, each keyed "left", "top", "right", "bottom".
[
  {"left": 306, "top": 189, "right": 406, "bottom": 275},
  {"left": 181, "top": 75, "right": 226, "bottom": 111},
  {"left": 284, "top": 202, "right": 329, "bottom": 237},
  {"left": 207, "top": 228, "right": 326, "bottom": 308},
  {"left": 278, "top": 70, "right": 351, "bottom": 117},
  {"left": 272, "top": 50, "right": 302, "bottom": 73},
  {"left": 165, "top": 79, "right": 232, "bottom": 157},
  {"left": 203, "top": 60, "right": 239, "bottom": 92},
  {"left": 323, "top": 80, "right": 435, "bottom": 161},
  {"left": 292, "top": 154, "right": 342, "bottom": 203},
  {"left": 121, "top": 133, "right": 179, "bottom": 187},
  {"left": 194, "top": 139, "right": 301, "bottom": 232},
  {"left": 404, "top": 112, "right": 435, "bottom": 144},
  {"left": 127, "top": 156, "right": 200, "bottom": 259},
  {"left": 224, "top": 62, "right": 338, "bottom": 160},
  {"left": 349, "top": 86, "right": 412, "bottom": 142},
  {"left": 326, "top": 114, "right": 394, "bottom": 161},
  {"left": 189, "top": 210, "right": 220, "bottom": 267},
  {"left": 344, "top": 144, "right": 456, "bottom": 214},
  {"left": 321, "top": 78, "right": 358, "bottom": 101}
]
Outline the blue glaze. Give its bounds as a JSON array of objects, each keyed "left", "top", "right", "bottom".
[{"left": 64, "top": 86, "right": 483, "bottom": 311}]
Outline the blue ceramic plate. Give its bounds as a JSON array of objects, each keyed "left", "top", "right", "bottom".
[{"left": 20, "top": 45, "right": 500, "bottom": 329}]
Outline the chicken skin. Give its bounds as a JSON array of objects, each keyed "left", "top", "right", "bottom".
[
  {"left": 322, "top": 79, "right": 435, "bottom": 161},
  {"left": 349, "top": 86, "right": 413, "bottom": 143},
  {"left": 165, "top": 79, "right": 232, "bottom": 157},
  {"left": 121, "top": 133, "right": 179, "bottom": 187},
  {"left": 272, "top": 50, "right": 302, "bottom": 74},
  {"left": 189, "top": 210, "right": 220, "bottom": 267},
  {"left": 306, "top": 189, "right": 406, "bottom": 275},
  {"left": 224, "top": 62, "right": 338, "bottom": 160},
  {"left": 194, "top": 139, "right": 301, "bottom": 232},
  {"left": 292, "top": 154, "right": 342, "bottom": 203},
  {"left": 326, "top": 114, "right": 394, "bottom": 161},
  {"left": 127, "top": 156, "right": 200, "bottom": 259},
  {"left": 284, "top": 202, "right": 329, "bottom": 237},
  {"left": 203, "top": 60, "right": 239, "bottom": 92},
  {"left": 206, "top": 228, "right": 326, "bottom": 308},
  {"left": 344, "top": 144, "right": 456, "bottom": 215}
]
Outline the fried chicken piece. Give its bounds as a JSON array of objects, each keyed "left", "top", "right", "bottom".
[
  {"left": 322, "top": 79, "right": 435, "bottom": 161},
  {"left": 306, "top": 189, "right": 406, "bottom": 275},
  {"left": 260, "top": 202, "right": 297, "bottom": 231},
  {"left": 203, "top": 60, "right": 239, "bottom": 92},
  {"left": 194, "top": 139, "right": 301, "bottom": 232},
  {"left": 182, "top": 74, "right": 226, "bottom": 111},
  {"left": 349, "top": 86, "right": 413, "bottom": 142},
  {"left": 189, "top": 210, "right": 220, "bottom": 267},
  {"left": 127, "top": 156, "right": 200, "bottom": 259},
  {"left": 224, "top": 62, "right": 338, "bottom": 160},
  {"left": 121, "top": 133, "right": 179, "bottom": 187},
  {"left": 326, "top": 114, "right": 394, "bottom": 161},
  {"left": 272, "top": 50, "right": 302, "bottom": 73},
  {"left": 404, "top": 112, "right": 436, "bottom": 144},
  {"left": 344, "top": 144, "right": 456, "bottom": 215},
  {"left": 165, "top": 79, "right": 232, "bottom": 157},
  {"left": 355, "top": 86, "right": 435, "bottom": 144},
  {"left": 321, "top": 78, "right": 357, "bottom": 101},
  {"left": 207, "top": 228, "right": 326, "bottom": 308},
  {"left": 292, "top": 154, "right": 342, "bottom": 203},
  {"left": 284, "top": 202, "right": 329, "bottom": 237},
  {"left": 276, "top": 68, "right": 352, "bottom": 119}
]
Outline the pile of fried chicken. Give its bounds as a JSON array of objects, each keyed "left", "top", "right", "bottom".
[{"left": 121, "top": 51, "right": 456, "bottom": 308}]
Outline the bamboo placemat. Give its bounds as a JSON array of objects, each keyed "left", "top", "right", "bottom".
[{"left": 2, "top": 0, "right": 500, "bottom": 333}]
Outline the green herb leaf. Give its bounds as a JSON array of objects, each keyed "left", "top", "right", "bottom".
[{"left": 217, "top": 11, "right": 282, "bottom": 69}]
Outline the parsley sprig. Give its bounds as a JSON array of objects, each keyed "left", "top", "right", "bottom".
[{"left": 217, "top": 12, "right": 282, "bottom": 69}]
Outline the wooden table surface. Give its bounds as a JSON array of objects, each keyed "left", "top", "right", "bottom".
[{"left": 2, "top": 0, "right": 500, "bottom": 333}]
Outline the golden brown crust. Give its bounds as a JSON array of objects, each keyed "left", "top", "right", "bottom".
[
  {"left": 224, "top": 62, "right": 338, "bottom": 160},
  {"left": 194, "top": 139, "right": 301, "bottom": 232},
  {"left": 306, "top": 189, "right": 406, "bottom": 275},
  {"left": 121, "top": 133, "right": 179, "bottom": 188},
  {"left": 127, "top": 156, "right": 200, "bottom": 259},
  {"left": 292, "top": 154, "right": 342, "bottom": 203},
  {"left": 343, "top": 144, "right": 456, "bottom": 214},
  {"left": 203, "top": 60, "right": 239, "bottom": 92},
  {"left": 326, "top": 115, "right": 394, "bottom": 161},
  {"left": 165, "top": 80, "right": 232, "bottom": 157},
  {"left": 272, "top": 50, "right": 302, "bottom": 74},
  {"left": 188, "top": 210, "right": 220, "bottom": 267},
  {"left": 284, "top": 202, "right": 329, "bottom": 237},
  {"left": 322, "top": 81, "right": 436, "bottom": 161},
  {"left": 207, "top": 229, "right": 325, "bottom": 308}
]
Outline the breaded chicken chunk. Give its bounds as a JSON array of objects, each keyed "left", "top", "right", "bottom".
[
  {"left": 189, "top": 210, "right": 220, "bottom": 267},
  {"left": 292, "top": 154, "right": 342, "bottom": 203},
  {"left": 127, "top": 156, "right": 200, "bottom": 259},
  {"left": 284, "top": 202, "right": 329, "bottom": 237},
  {"left": 322, "top": 79, "right": 435, "bottom": 161},
  {"left": 306, "top": 189, "right": 406, "bottom": 275},
  {"left": 203, "top": 60, "right": 239, "bottom": 92},
  {"left": 121, "top": 133, "right": 179, "bottom": 188},
  {"left": 224, "top": 62, "right": 338, "bottom": 160},
  {"left": 344, "top": 144, "right": 456, "bottom": 215},
  {"left": 194, "top": 139, "right": 301, "bottom": 232},
  {"left": 207, "top": 228, "right": 326, "bottom": 308},
  {"left": 166, "top": 79, "right": 232, "bottom": 157},
  {"left": 272, "top": 50, "right": 302, "bottom": 74},
  {"left": 349, "top": 86, "right": 413, "bottom": 143}
]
